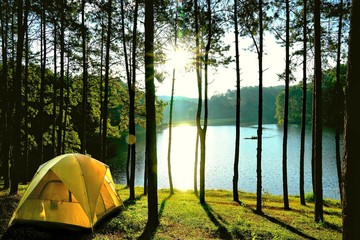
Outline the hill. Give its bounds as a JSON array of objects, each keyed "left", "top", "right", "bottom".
[{"left": 159, "top": 85, "right": 284, "bottom": 125}]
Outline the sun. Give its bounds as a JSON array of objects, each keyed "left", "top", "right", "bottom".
[
  {"left": 156, "top": 44, "right": 197, "bottom": 97},
  {"left": 166, "top": 46, "right": 192, "bottom": 70}
]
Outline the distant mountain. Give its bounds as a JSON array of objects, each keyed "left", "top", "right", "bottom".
[
  {"left": 158, "top": 96, "right": 198, "bottom": 123},
  {"left": 159, "top": 85, "right": 283, "bottom": 125}
]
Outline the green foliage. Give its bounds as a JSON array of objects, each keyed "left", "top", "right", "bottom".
[
  {"left": 0, "top": 61, "right": 165, "bottom": 165},
  {"left": 305, "top": 192, "right": 315, "bottom": 203},
  {"left": 275, "top": 65, "right": 346, "bottom": 128},
  {"left": 275, "top": 83, "right": 312, "bottom": 125},
  {"left": 322, "top": 64, "right": 347, "bottom": 127},
  {"left": 160, "top": 86, "right": 283, "bottom": 125}
]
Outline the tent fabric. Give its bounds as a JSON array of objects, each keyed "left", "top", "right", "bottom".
[{"left": 9, "top": 153, "right": 122, "bottom": 230}]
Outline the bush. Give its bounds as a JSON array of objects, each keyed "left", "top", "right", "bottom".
[{"left": 305, "top": 192, "right": 315, "bottom": 203}]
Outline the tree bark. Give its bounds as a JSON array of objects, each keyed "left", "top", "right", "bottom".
[
  {"left": 144, "top": 0, "right": 159, "bottom": 232},
  {"left": 102, "top": 0, "right": 112, "bottom": 163},
  {"left": 23, "top": 0, "right": 30, "bottom": 182},
  {"left": 0, "top": 0, "right": 10, "bottom": 190},
  {"left": 62, "top": 53, "right": 70, "bottom": 152},
  {"left": 233, "top": 0, "right": 241, "bottom": 203},
  {"left": 342, "top": 1, "right": 360, "bottom": 238},
  {"left": 256, "top": 0, "right": 264, "bottom": 214},
  {"left": 299, "top": 0, "right": 307, "bottom": 206},
  {"left": 194, "top": 0, "right": 211, "bottom": 205},
  {"left": 80, "top": 0, "right": 88, "bottom": 154},
  {"left": 120, "top": 0, "right": 130, "bottom": 185},
  {"left": 99, "top": 25, "right": 104, "bottom": 161},
  {"left": 313, "top": 0, "right": 323, "bottom": 223},
  {"left": 335, "top": 0, "right": 343, "bottom": 202},
  {"left": 57, "top": 0, "right": 66, "bottom": 155},
  {"left": 52, "top": 20, "right": 57, "bottom": 157},
  {"left": 194, "top": 0, "right": 202, "bottom": 201},
  {"left": 38, "top": 0, "right": 46, "bottom": 165},
  {"left": 194, "top": 131, "right": 199, "bottom": 195},
  {"left": 9, "top": 0, "right": 25, "bottom": 195},
  {"left": 129, "top": 0, "right": 138, "bottom": 201},
  {"left": 282, "top": 0, "right": 290, "bottom": 210},
  {"left": 167, "top": 57, "right": 176, "bottom": 195}
]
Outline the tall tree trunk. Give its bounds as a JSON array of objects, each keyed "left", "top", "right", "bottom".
[
  {"left": 195, "top": 0, "right": 211, "bottom": 205},
  {"left": 194, "top": 131, "right": 199, "bottom": 195},
  {"left": 102, "top": 0, "right": 112, "bottom": 163},
  {"left": 144, "top": 0, "right": 159, "bottom": 233},
  {"left": 311, "top": 82, "right": 315, "bottom": 196},
  {"left": 126, "top": 145, "right": 130, "bottom": 187},
  {"left": 10, "top": 5, "right": 15, "bottom": 82},
  {"left": 233, "top": 0, "right": 241, "bottom": 203},
  {"left": 167, "top": 66, "right": 175, "bottom": 195},
  {"left": 143, "top": 147, "right": 148, "bottom": 195},
  {"left": 38, "top": 0, "right": 46, "bottom": 165},
  {"left": 342, "top": 1, "right": 360, "bottom": 238},
  {"left": 129, "top": 0, "right": 138, "bottom": 201},
  {"left": 256, "top": 0, "right": 264, "bottom": 214},
  {"left": 194, "top": 0, "right": 202, "bottom": 200},
  {"left": 299, "top": 0, "right": 307, "bottom": 206},
  {"left": 99, "top": 25, "right": 104, "bottom": 161},
  {"left": 335, "top": 0, "right": 343, "bottom": 202},
  {"left": 23, "top": 0, "right": 30, "bottom": 182},
  {"left": 57, "top": 0, "right": 66, "bottom": 155},
  {"left": 52, "top": 21, "right": 57, "bottom": 157},
  {"left": 120, "top": 0, "right": 130, "bottom": 184},
  {"left": 143, "top": 148, "right": 149, "bottom": 196},
  {"left": 282, "top": 0, "right": 290, "bottom": 210},
  {"left": 313, "top": 0, "right": 323, "bottom": 223},
  {"left": 62, "top": 54, "right": 70, "bottom": 152},
  {"left": 199, "top": 130, "right": 206, "bottom": 204},
  {"left": 194, "top": 0, "right": 211, "bottom": 204},
  {"left": 203, "top": 0, "right": 211, "bottom": 205},
  {"left": 0, "top": 0, "right": 10, "bottom": 190},
  {"left": 9, "top": 0, "right": 25, "bottom": 195},
  {"left": 80, "top": 0, "right": 88, "bottom": 154},
  {"left": 167, "top": 9, "right": 179, "bottom": 196}
]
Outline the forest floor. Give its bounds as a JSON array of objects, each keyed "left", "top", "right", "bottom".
[{"left": 0, "top": 184, "right": 342, "bottom": 239}]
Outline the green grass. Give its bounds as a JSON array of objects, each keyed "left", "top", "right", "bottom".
[
  {"left": 0, "top": 185, "right": 342, "bottom": 239},
  {"left": 100, "top": 186, "right": 342, "bottom": 239}
]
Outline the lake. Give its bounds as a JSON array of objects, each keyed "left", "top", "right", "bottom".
[{"left": 109, "top": 124, "right": 341, "bottom": 200}]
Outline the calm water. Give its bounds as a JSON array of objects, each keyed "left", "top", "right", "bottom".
[{"left": 109, "top": 124, "right": 341, "bottom": 200}]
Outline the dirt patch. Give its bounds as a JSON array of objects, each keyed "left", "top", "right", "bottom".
[
  {"left": 0, "top": 191, "right": 21, "bottom": 238},
  {"left": 2, "top": 225, "right": 94, "bottom": 240}
]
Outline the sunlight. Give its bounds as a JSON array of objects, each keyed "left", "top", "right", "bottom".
[
  {"left": 167, "top": 46, "right": 191, "bottom": 70},
  {"left": 126, "top": 134, "right": 136, "bottom": 145},
  {"left": 158, "top": 46, "right": 194, "bottom": 97},
  {"left": 173, "top": 161, "right": 194, "bottom": 191},
  {"left": 167, "top": 126, "right": 196, "bottom": 191}
]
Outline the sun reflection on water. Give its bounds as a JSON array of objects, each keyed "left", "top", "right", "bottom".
[{"left": 157, "top": 125, "right": 197, "bottom": 191}]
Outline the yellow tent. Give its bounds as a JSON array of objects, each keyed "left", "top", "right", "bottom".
[{"left": 9, "top": 153, "right": 122, "bottom": 230}]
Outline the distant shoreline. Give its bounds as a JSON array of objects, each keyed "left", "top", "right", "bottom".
[{"left": 159, "top": 118, "right": 276, "bottom": 129}]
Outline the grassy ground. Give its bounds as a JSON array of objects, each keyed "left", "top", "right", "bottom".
[{"left": 0, "top": 185, "right": 342, "bottom": 239}]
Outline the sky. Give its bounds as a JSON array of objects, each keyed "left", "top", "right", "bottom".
[{"left": 155, "top": 33, "right": 293, "bottom": 98}]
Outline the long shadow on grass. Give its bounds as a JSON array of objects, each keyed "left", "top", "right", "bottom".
[
  {"left": 255, "top": 211, "right": 317, "bottom": 240},
  {"left": 201, "top": 202, "right": 235, "bottom": 239},
  {"left": 320, "top": 221, "right": 342, "bottom": 233},
  {"left": 159, "top": 193, "right": 172, "bottom": 218},
  {"left": 123, "top": 194, "right": 146, "bottom": 207},
  {"left": 138, "top": 193, "right": 173, "bottom": 240}
]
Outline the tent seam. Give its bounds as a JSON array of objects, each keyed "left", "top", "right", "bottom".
[{"left": 74, "top": 154, "right": 94, "bottom": 230}]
